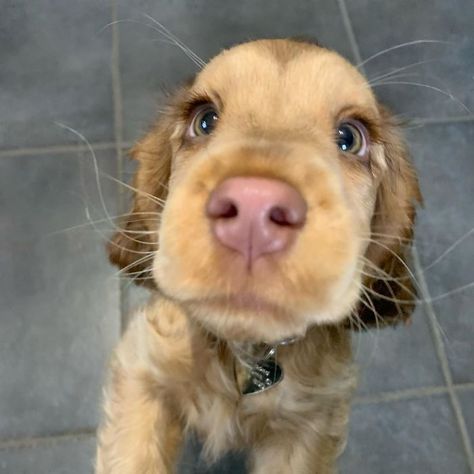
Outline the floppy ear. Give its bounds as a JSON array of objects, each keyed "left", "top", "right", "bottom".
[
  {"left": 355, "top": 108, "right": 422, "bottom": 329},
  {"left": 107, "top": 116, "right": 175, "bottom": 288}
]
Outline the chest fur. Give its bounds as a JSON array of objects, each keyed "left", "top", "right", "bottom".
[{"left": 178, "top": 338, "right": 356, "bottom": 461}]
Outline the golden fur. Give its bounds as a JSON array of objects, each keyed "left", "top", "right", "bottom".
[{"left": 96, "top": 39, "right": 421, "bottom": 473}]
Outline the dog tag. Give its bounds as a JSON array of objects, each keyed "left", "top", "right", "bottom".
[{"left": 239, "top": 358, "right": 283, "bottom": 395}]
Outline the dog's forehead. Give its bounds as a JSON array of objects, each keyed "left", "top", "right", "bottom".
[{"left": 193, "top": 40, "right": 378, "bottom": 123}]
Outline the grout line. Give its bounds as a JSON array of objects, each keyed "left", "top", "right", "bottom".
[
  {"left": 354, "top": 385, "right": 449, "bottom": 405},
  {"left": 413, "top": 248, "right": 474, "bottom": 471},
  {"left": 0, "top": 430, "right": 96, "bottom": 451},
  {"left": 110, "top": 0, "right": 129, "bottom": 335},
  {"left": 0, "top": 142, "right": 116, "bottom": 159},
  {"left": 455, "top": 382, "right": 474, "bottom": 392},
  {"left": 111, "top": 0, "right": 124, "bottom": 177},
  {"left": 355, "top": 382, "right": 474, "bottom": 405},
  {"left": 336, "top": 0, "right": 364, "bottom": 71}
]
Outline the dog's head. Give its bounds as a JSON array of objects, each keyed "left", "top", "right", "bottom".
[{"left": 109, "top": 39, "right": 421, "bottom": 342}]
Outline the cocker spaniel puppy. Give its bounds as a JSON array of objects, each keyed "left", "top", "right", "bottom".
[{"left": 96, "top": 39, "right": 421, "bottom": 473}]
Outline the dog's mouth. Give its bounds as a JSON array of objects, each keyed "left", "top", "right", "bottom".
[
  {"left": 202, "top": 292, "right": 287, "bottom": 316},
  {"left": 182, "top": 289, "right": 308, "bottom": 342}
]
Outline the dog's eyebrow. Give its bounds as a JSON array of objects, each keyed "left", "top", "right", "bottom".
[
  {"left": 178, "top": 89, "right": 224, "bottom": 120},
  {"left": 181, "top": 89, "right": 224, "bottom": 116}
]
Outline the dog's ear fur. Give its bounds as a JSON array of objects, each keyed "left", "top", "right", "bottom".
[
  {"left": 107, "top": 115, "right": 176, "bottom": 288},
  {"left": 354, "top": 107, "right": 422, "bottom": 329}
]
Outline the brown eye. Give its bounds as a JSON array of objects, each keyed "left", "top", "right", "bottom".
[
  {"left": 336, "top": 120, "right": 368, "bottom": 156},
  {"left": 189, "top": 105, "right": 219, "bottom": 137}
]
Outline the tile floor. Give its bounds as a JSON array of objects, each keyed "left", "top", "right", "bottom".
[{"left": 1, "top": 1, "right": 473, "bottom": 473}]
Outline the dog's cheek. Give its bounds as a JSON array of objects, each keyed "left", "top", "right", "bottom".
[
  {"left": 153, "top": 168, "right": 218, "bottom": 298},
  {"left": 279, "top": 166, "right": 375, "bottom": 322},
  {"left": 285, "top": 203, "right": 360, "bottom": 317}
]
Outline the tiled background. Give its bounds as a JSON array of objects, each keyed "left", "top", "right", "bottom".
[{"left": 1, "top": 0, "right": 473, "bottom": 473}]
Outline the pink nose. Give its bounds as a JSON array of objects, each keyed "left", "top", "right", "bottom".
[{"left": 206, "top": 177, "right": 307, "bottom": 266}]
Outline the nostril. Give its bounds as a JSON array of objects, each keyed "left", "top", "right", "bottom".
[
  {"left": 220, "top": 201, "right": 238, "bottom": 219},
  {"left": 269, "top": 205, "right": 305, "bottom": 228},
  {"left": 269, "top": 206, "right": 292, "bottom": 227},
  {"left": 207, "top": 197, "right": 238, "bottom": 219}
]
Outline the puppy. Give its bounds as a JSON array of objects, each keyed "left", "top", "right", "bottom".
[{"left": 96, "top": 39, "right": 421, "bottom": 473}]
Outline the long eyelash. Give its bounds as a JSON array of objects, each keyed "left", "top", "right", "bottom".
[
  {"left": 350, "top": 115, "right": 383, "bottom": 144},
  {"left": 181, "top": 91, "right": 215, "bottom": 120}
]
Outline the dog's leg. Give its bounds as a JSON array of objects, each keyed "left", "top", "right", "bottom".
[
  {"left": 96, "top": 303, "right": 192, "bottom": 473},
  {"left": 249, "top": 435, "right": 340, "bottom": 474},
  {"left": 95, "top": 363, "right": 182, "bottom": 473},
  {"left": 249, "top": 408, "right": 349, "bottom": 474}
]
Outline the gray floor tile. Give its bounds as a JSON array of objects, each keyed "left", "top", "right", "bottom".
[
  {"left": 353, "top": 305, "right": 444, "bottom": 396},
  {"left": 122, "top": 284, "right": 152, "bottom": 324},
  {"left": 457, "top": 389, "right": 474, "bottom": 447},
  {"left": 422, "top": 267, "right": 474, "bottom": 385},
  {"left": 0, "top": 1, "right": 114, "bottom": 150},
  {"left": 117, "top": 0, "right": 355, "bottom": 142},
  {"left": 0, "top": 151, "right": 120, "bottom": 439},
  {"left": 339, "top": 395, "right": 470, "bottom": 473},
  {"left": 347, "top": 0, "right": 474, "bottom": 120},
  {"left": 0, "top": 436, "right": 95, "bottom": 474},
  {"left": 406, "top": 123, "right": 474, "bottom": 384}
]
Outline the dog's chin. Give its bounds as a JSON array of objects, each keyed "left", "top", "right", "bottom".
[
  {"left": 162, "top": 290, "right": 349, "bottom": 343},
  {"left": 184, "top": 302, "right": 303, "bottom": 343}
]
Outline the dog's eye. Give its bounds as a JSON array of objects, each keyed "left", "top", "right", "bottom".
[
  {"left": 336, "top": 121, "right": 368, "bottom": 156},
  {"left": 189, "top": 105, "right": 219, "bottom": 137}
]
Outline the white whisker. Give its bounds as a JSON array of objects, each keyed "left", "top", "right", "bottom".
[
  {"left": 370, "top": 80, "right": 471, "bottom": 114},
  {"left": 55, "top": 122, "right": 133, "bottom": 240},
  {"left": 113, "top": 253, "right": 156, "bottom": 278},
  {"left": 56, "top": 124, "right": 166, "bottom": 247},
  {"left": 99, "top": 18, "right": 152, "bottom": 35},
  {"left": 47, "top": 211, "right": 161, "bottom": 236},
  {"left": 367, "top": 58, "right": 444, "bottom": 85},
  {"left": 104, "top": 174, "right": 166, "bottom": 207},
  {"left": 357, "top": 39, "right": 451, "bottom": 69},
  {"left": 100, "top": 17, "right": 205, "bottom": 69},
  {"left": 361, "top": 285, "right": 417, "bottom": 305},
  {"left": 426, "top": 282, "right": 474, "bottom": 304},
  {"left": 360, "top": 238, "right": 420, "bottom": 290},
  {"left": 423, "top": 227, "right": 474, "bottom": 272},
  {"left": 142, "top": 13, "right": 206, "bottom": 69}
]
